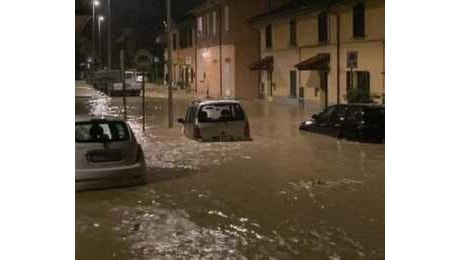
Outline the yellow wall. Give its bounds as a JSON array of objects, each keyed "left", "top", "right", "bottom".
[
  {"left": 297, "top": 14, "right": 318, "bottom": 47},
  {"left": 340, "top": 2, "right": 385, "bottom": 42},
  {"left": 272, "top": 22, "right": 289, "bottom": 50},
  {"left": 196, "top": 44, "right": 235, "bottom": 98},
  {"left": 257, "top": 0, "right": 384, "bottom": 104},
  {"left": 271, "top": 50, "right": 298, "bottom": 97}
]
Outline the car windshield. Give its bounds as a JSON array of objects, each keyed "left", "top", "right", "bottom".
[
  {"left": 197, "top": 103, "right": 245, "bottom": 123},
  {"left": 317, "top": 106, "right": 337, "bottom": 121},
  {"left": 75, "top": 121, "right": 130, "bottom": 143}
]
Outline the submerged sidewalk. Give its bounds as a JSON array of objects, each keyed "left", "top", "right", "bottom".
[{"left": 145, "top": 83, "right": 197, "bottom": 100}]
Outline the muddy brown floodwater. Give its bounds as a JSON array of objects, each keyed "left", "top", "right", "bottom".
[{"left": 75, "top": 84, "right": 384, "bottom": 260}]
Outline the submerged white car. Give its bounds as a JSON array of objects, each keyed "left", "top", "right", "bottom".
[
  {"left": 177, "top": 100, "right": 251, "bottom": 142},
  {"left": 75, "top": 116, "right": 146, "bottom": 191}
]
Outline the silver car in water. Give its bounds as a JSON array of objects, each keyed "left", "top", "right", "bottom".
[
  {"left": 75, "top": 116, "right": 146, "bottom": 191},
  {"left": 178, "top": 100, "right": 251, "bottom": 142}
]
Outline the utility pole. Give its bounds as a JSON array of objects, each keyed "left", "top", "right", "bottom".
[
  {"left": 120, "top": 50, "right": 127, "bottom": 120},
  {"left": 98, "top": 16, "right": 104, "bottom": 67},
  {"left": 219, "top": 4, "right": 223, "bottom": 97},
  {"left": 142, "top": 68, "right": 146, "bottom": 132},
  {"left": 108, "top": 0, "right": 112, "bottom": 69},
  {"left": 166, "top": 0, "right": 173, "bottom": 128},
  {"left": 92, "top": 1, "right": 99, "bottom": 69}
]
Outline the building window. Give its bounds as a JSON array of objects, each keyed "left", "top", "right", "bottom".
[
  {"left": 224, "top": 5, "right": 230, "bottom": 32},
  {"left": 179, "top": 29, "right": 186, "bottom": 49},
  {"left": 353, "top": 3, "right": 365, "bottom": 38},
  {"left": 173, "top": 33, "right": 177, "bottom": 50},
  {"left": 346, "top": 70, "right": 370, "bottom": 100},
  {"left": 197, "top": 16, "right": 203, "bottom": 38},
  {"left": 203, "top": 14, "right": 207, "bottom": 37},
  {"left": 212, "top": 11, "right": 217, "bottom": 36},
  {"left": 265, "top": 24, "right": 272, "bottom": 49},
  {"left": 189, "top": 28, "right": 193, "bottom": 47},
  {"left": 289, "top": 19, "right": 296, "bottom": 46},
  {"left": 206, "top": 13, "right": 210, "bottom": 37},
  {"left": 318, "top": 12, "right": 328, "bottom": 43}
]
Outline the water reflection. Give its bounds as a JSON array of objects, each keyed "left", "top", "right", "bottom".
[{"left": 76, "top": 88, "right": 384, "bottom": 259}]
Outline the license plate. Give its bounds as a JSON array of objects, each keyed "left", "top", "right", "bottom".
[{"left": 87, "top": 150, "right": 122, "bottom": 162}]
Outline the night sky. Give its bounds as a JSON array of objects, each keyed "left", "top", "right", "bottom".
[
  {"left": 76, "top": 0, "right": 203, "bottom": 64},
  {"left": 76, "top": 0, "right": 202, "bottom": 37}
]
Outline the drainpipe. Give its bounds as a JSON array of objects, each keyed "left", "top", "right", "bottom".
[
  {"left": 194, "top": 29, "right": 198, "bottom": 93},
  {"left": 382, "top": 40, "right": 385, "bottom": 104},
  {"left": 328, "top": 8, "right": 340, "bottom": 105},
  {"left": 219, "top": 3, "right": 223, "bottom": 97}
]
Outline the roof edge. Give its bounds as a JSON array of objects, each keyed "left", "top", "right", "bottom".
[{"left": 248, "top": 0, "right": 344, "bottom": 25}]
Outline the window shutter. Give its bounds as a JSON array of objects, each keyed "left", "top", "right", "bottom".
[
  {"left": 265, "top": 24, "right": 272, "bottom": 48},
  {"left": 353, "top": 3, "right": 365, "bottom": 38},
  {"left": 318, "top": 12, "right": 328, "bottom": 43}
]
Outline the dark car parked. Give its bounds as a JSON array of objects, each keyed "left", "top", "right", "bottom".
[{"left": 299, "top": 104, "right": 384, "bottom": 143}]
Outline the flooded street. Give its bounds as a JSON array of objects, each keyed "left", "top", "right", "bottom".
[{"left": 76, "top": 84, "right": 384, "bottom": 259}]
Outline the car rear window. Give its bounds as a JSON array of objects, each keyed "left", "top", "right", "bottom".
[
  {"left": 197, "top": 103, "right": 245, "bottom": 123},
  {"left": 125, "top": 72, "right": 134, "bottom": 80},
  {"left": 75, "top": 121, "right": 130, "bottom": 143},
  {"left": 364, "top": 108, "right": 385, "bottom": 125}
]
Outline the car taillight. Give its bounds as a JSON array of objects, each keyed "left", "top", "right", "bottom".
[
  {"left": 244, "top": 121, "right": 250, "bottom": 138},
  {"left": 194, "top": 126, "right": 201, "bottom": 140},
  {"left": 135, "top": 145, "right": 144, "bottom": 162}
]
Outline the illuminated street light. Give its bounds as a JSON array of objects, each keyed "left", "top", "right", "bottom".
[
  {"left": 98, "top": 16, "right": 105, "bottom": 67},
  {"left": 108, "top": 0, "right": 112, "bottom": 69},
  {"left": 92, "top": 0, "right": 101, "bottom": 68}
]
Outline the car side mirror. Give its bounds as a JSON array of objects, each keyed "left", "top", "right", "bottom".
[
  {"left": 312, "top": 114, "right": 318, "bottom": 120},
  {"left": 177, "top": 118, "right": 185, "bottom": 124}
]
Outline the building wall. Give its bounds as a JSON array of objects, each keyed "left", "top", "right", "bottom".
[
  {"left": 194, "top": 0, "right": 269, "bottom": 99},
  {"left": 196, "top": 44, "right": 235, "bottom": 98},
  {"left": 168, "top": 25, "right": 197, "bottom": 91},
  {"left": 174, "top": 46, "right": 197, "bottom": 88},
  {"left": 257, "top": 0, "right": 385, "bottom": 106}
]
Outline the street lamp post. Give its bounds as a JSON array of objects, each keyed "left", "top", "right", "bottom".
[
  {"left": 108, "top": 0, "right": 112, "bottom": 69},
  {"left": 98, "top": 15, "right": 104, "bottom": 68},
  {"left": 166, "top": 0, "right": 173, "bottom": 128},
  {"left": 92, "top": 0, "right": 100, "bottom": 69}
]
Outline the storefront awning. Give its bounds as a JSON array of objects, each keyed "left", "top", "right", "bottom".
[
  {"left": 295, "top": 53, "right": 330, "bottom": 71},
  {"left": 249, "top": 56, "right": 273, "bottom": 70}
]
